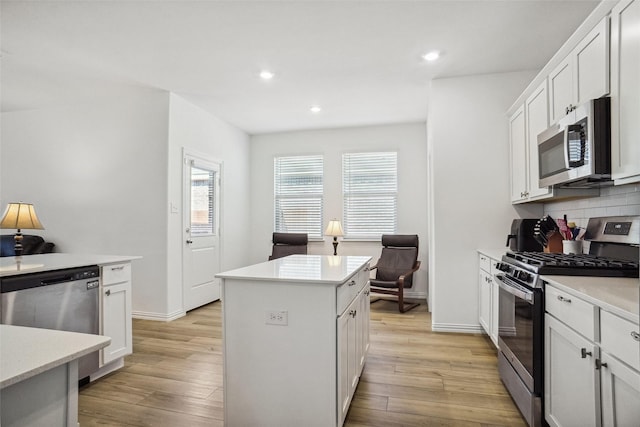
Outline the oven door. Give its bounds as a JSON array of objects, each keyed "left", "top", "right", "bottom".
[{"left": 495, "top": 273, "right": 544, "bottom": 395}]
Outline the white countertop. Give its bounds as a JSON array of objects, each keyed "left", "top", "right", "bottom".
[
  {"left": 477, "top": 248, "right": 508, "bottom": 261},
  {"left": 0, "top": 325, "right": 111, "bottom": 389},
  {"left": 542, "top": 275, "right": 639, "bottom": 324},
  {"left": 0, "top": 253, "right": 141, "bottom": 277},
  {"left": 217, "top": 255, "right": 372, "bottom": 284}
]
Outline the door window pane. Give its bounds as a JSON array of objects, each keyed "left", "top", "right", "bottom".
[{"left": 191, "top": 166, "right": 215, "bottom": 235}]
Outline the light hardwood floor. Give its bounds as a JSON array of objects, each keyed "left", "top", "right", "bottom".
[{"left": 79, "top": 299, "right": 526, "bottom": 426}]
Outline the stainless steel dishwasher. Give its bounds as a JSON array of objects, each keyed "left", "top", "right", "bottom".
[{"left": 0, "top": 265, "right": 100, "bottom": 380}]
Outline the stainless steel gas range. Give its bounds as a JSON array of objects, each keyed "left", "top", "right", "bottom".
[{"left": 493, "top": 216, "right": 639, "bottom": 427}]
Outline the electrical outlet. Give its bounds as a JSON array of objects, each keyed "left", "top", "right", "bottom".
[{"left": 265, "top": 310, "right": 288, "bottom": 326}]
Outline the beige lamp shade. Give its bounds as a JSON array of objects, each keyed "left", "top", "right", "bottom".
[
  {"left": 325, "top": 219, "right": 344, "bottom": 237},
  {"left": 0, "top": 203, "right": 44, "bottom": 230}
]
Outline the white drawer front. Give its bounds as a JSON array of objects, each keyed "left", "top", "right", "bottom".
[
  {"left": 478, "top": 254, "right": 492, "bottom": 273},
  {"left": 102, "top": 263, "right": 131, "bottom": 286},
  {"left": 337, "top": 265, "right": 368, "bottom": 315},
  {"left": 546, "top": 285, "right": 596, "bottom": 341},
  {"left": 600, "top": 310, "right": 640, "bottom": 371}
]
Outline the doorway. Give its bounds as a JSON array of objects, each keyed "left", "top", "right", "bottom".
[{"left": 183, "top": 151, "right": 222, "bottom": 311}]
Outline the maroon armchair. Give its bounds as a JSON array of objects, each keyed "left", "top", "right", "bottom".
[{"left": 369, "top": 234, "right": 421, "bottom": 313}]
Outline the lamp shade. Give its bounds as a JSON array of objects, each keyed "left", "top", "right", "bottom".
[
  {"left": 324, "top": 220, "right": 344, "bottom": 237},
  {"left": 0, "top": 203, "right": 44, "bottom": 230}
]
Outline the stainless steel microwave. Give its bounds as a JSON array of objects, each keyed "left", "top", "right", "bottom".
[{"left": 537, "top": 97, "right": 611, "bottom": 188}]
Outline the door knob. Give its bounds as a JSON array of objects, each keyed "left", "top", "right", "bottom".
[{"left": 186, "top": 239, "right": 193, "bottom": 244}]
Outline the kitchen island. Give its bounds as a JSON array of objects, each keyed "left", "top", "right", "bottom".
[
  {"left": 217, "top": 255, "right": 371, "bottom": 427},
  {"left": 0, "top": 325, "right": 110, "bottom": 427}
]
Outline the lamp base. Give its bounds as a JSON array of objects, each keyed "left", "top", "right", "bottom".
[
  {"left": 332, "top": 238, "right": 338, "bottom": 256},
  {"left": 14, "top": 229, "right": 23, "bottom": 257}
]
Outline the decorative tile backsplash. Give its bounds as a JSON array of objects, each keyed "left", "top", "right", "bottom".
[{"left": 544, "top": 183, "right": 640, "bottom": 228}]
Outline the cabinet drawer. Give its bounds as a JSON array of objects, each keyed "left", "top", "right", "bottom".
[
  {"left": 478, "top": 254, "right": 492, "bottom": 273},
  {"left": 600, "top": 310, "right": 640, "bottom": 371},
  {"left": 102, "top": 263, "right": 131, "bottom": 286},
  {"left": 337, "top": 265, "right": 369, "bottom": 315},
  {"left": 546, "top": 285, "right": 596, "bottom": 341}
]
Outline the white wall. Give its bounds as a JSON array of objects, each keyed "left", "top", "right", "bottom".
[
  {"left": 0, "top": 88, "right": 171, "bottom": 316},
  {"left": 427, "top": 71, "right": 542, "bottom": 332},
  {"left": 166, "top": 94, "right": 251, "bottom": 318},
  {"left": 250, "top": 123, "right": 429, "bottom": 298}
]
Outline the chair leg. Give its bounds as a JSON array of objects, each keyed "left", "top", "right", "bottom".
[{"left": 398, "top": 286, "right": 419, "bottom": 313}]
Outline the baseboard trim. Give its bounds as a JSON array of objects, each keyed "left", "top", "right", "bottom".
[
  {"left": 431, "top": 323, "right": 484, "bottom": 334},
  {"left": 132, "top": 309, "right": 186, "bottom": 322}
]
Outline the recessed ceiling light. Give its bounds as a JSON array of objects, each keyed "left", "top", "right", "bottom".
[
  {"left": 259, "top": 70, "right": 274, "bottom": 80},
  {"left": 422, "top": 51, "right": 440, "bottom": 61},
  {"left": 310, "top": 105, "right": 322, "bottom": 113}
]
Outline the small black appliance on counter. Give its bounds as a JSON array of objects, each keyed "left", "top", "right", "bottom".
[{"left": 506, "top": 219, "right": 544, "bottom": 252}]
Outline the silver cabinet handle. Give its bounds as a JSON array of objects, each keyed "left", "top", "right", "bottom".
[
  {"left": 348, "top": 280, "right": 356, "bottom": 286},
  {"left": 111, "top": 266, "right": 125, "bottom": 271},
  {"left": 581, "top": 348, "right": 592, "bottom": 358},
  {"left": 105, "top": 289, "right": 111, "bottom": 296},
  {"left": 557, "top": 295, "right": 572, "bottom": 303},
  {"left": 186, "top": 239, "right": 193, "bottom": 244},
  {"left": 365, "top": 290, "right": 370, "bottom": 296},
  {"left": 631, "top": 331, "right": 640, "bottom": 342},
  {"left": 595, "top": 359, "right": 608, "bottom": 370}
]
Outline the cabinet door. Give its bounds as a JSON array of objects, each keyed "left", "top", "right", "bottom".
[
  {"left": 600, "top": 351, "right": 640, "bottom": 427},
  {"left": 545, "top": 314, "right": 598, "bottom": 427},
  {"left": 509, "top": 105, "right": 528, "bottom": 202},
  {"left": 611, "top": 0, "right": 640, "bottom": 184},
  {"left": 525, "top": 81, "right": 552, "bottom": 200},
  {"left": 574, "top": 17, "right": 610, "bottom": 105},
  {"left": 337, "top": 299, "right": 358, "bottom": 426},
  {"left": 489, "top": 273, "right": 499, "bottom": 347},
  {"left": 549, "top": 57, "right": 573, "bottom": 124},
  {"left": 358, "top": 285, "right": 370, "bottom": 374},
  {"left": 478, "top": 270, "right": 491, "bottom": 335},
  {"left": 102, "top": 282, "right": 133, "bottom": 365}
]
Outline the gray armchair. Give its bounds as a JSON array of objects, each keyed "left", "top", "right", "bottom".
[
  {"left": 369, "top": 234, "right": 421, "bottom": 313},
  {"left": 268, "top": 232, "right": 308, "bottom": 260}
]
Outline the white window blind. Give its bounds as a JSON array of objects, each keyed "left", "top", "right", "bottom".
[
  {"left": 274, "top": 155, "right": 323, "bottom": 238},
  {"left": 343, "top": 152, "right": 397, "bottom": 239}
]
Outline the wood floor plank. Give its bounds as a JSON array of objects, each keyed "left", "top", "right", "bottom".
[{"left": 78, "top": 299, "right": 526, "bottom": 426}]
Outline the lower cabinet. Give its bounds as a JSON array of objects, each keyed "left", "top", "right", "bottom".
[
  {"left": 544, "top": 314, "right": 598, "bottom": 427},
  {"left": 337, "top": 284, "right": 370, "bottom": 425},
  {"left": 478, "top": 252, "right": 499, "bottom": 347},
  {"left": 544, "top": 282, "right": 640, "bottom": 427},
  {"left": 100, "top": 262, "right": 133, "bottom": 366}
]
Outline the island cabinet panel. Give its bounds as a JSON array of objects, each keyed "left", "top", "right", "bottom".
[{"left": 218, "top": 255, "right": 370, "bottom": 427}]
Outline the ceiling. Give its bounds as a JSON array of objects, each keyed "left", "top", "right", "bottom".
[{"left": 1, "top": 0, "right": 601, "bottom": 135}]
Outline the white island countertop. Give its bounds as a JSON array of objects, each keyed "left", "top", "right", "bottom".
[
  {"left": 217, "top": 255, "right": 372, "bottom": 284},
  {"left": 0, "top": 253, "right": 141, "bottom": 277},
  {"left": 0, "top": 325, "right": 111, "bottom": 389}
]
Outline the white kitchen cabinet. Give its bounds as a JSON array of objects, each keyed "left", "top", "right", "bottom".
[
  {"left": 544, "top": 314, "right": 599, "bottom": 427},
  {"left": 337, "top": 284, "right": 369, "bottom": 425},
  {"left": 477, "top": 252, "right": 500, "bottom": 347},
  {"left": 545, "top": 281, "right": 640, "bottom": 427},
  {"left": 218, "top": 255, "right": 371, "bottom": 427},
  {"left": 509, "top": 105, "right": 528, "bottom": 203},
  {"left": 100, "top": 262, "right": 133, "bottom": 365},
  {"left": 610, "top": 0, "right": 640, "bottom": 185},
  {"left": 549, "top": 17, "right": 610, "bottom": 123},
  {"left": 600, "top": 351, "right": 640, "bottom": 427},
  {"left": 525, "top": 81, "right": 553, "bottom": 200}
]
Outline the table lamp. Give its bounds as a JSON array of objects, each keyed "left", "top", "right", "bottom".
[
  {"left": 0, "top": 202, "right": 44, "bottom": 256},
  {"left": 325, "top": 219, "right": 344, "bottom": 256}
]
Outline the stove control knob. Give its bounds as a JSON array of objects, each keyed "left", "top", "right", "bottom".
[
  {"left": 517, "top": 271, "right": 531, "bottom": 282},
  {"left": 496, "top": 262, "right": 509, "bottom": 272}
]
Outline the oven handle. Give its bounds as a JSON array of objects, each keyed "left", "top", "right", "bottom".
[{"left": 494, "top": 273, "right": 534, "bottom": 303}]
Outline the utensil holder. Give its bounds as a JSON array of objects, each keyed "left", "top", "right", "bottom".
[
  {"left": 562, "top": 240, "right": 582, "bottom": 255},
  {"left": 544, "top": 232, "right": 563, "bottom": 253}
]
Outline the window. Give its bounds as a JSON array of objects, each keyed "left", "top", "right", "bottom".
[
  {"left": 274, "top": 155, "right": 323, "bottom": 238},
  {"left": 190, "top": 165, "right": 216, "bottom": 236},
  {"left": 343, "top": 152, "right": 397, "bottom": 239}
]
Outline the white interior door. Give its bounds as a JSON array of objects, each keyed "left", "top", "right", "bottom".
[{"left": 183, "top": 153, "right": 221, "bottom": 311}]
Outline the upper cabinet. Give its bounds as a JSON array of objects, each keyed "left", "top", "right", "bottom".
[
  {"left": 509, "top": 105, "right": 528, "bottom": 202},
  {"left": 549, "top": 17, "right": 610, "bottom": 124},
  {"left": 610, "top": 0, "right": 640, "bottom": 185}
]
